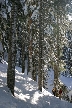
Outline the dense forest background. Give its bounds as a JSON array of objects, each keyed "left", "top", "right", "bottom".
[{"left": 0, "top": 0, "right": 72, "bottom": 95}]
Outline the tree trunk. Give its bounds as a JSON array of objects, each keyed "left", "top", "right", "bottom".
[
  {"left": 7, "top": 3, "right": 17, "bottom": 95},
  {"left": 38, "top": 0, "right": 44, "bottom": 92},
  {"left": 21, "top": 24, "right": 25, "bottom": 73}
]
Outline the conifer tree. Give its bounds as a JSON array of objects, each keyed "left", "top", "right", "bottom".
[{"left": 7, "top": 0, "right": 22, "bottom": 95}]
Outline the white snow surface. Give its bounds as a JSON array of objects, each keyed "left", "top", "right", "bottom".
[{"left": 0, "top": 60, "right": 72, "bottom": 108}]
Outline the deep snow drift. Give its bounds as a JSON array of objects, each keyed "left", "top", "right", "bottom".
[{"left": 0, "top": 60, "right": 72, "bottom": 108}]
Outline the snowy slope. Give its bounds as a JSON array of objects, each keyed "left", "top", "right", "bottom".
[{"left": 0, "top": 60, "right": 72, "bottom": 108}]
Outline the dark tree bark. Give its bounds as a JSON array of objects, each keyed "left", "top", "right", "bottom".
[{"left": 7, "top": 2, "right": 17, "bottom": 95}]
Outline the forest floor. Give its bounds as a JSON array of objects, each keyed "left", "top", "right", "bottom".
[{"left": 0, "top": 60, "right": 72, "bottom": 108}]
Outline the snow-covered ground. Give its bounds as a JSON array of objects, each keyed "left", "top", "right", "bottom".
[{"left": 0, "top": 60, "right": 72, "bottom": 108}]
